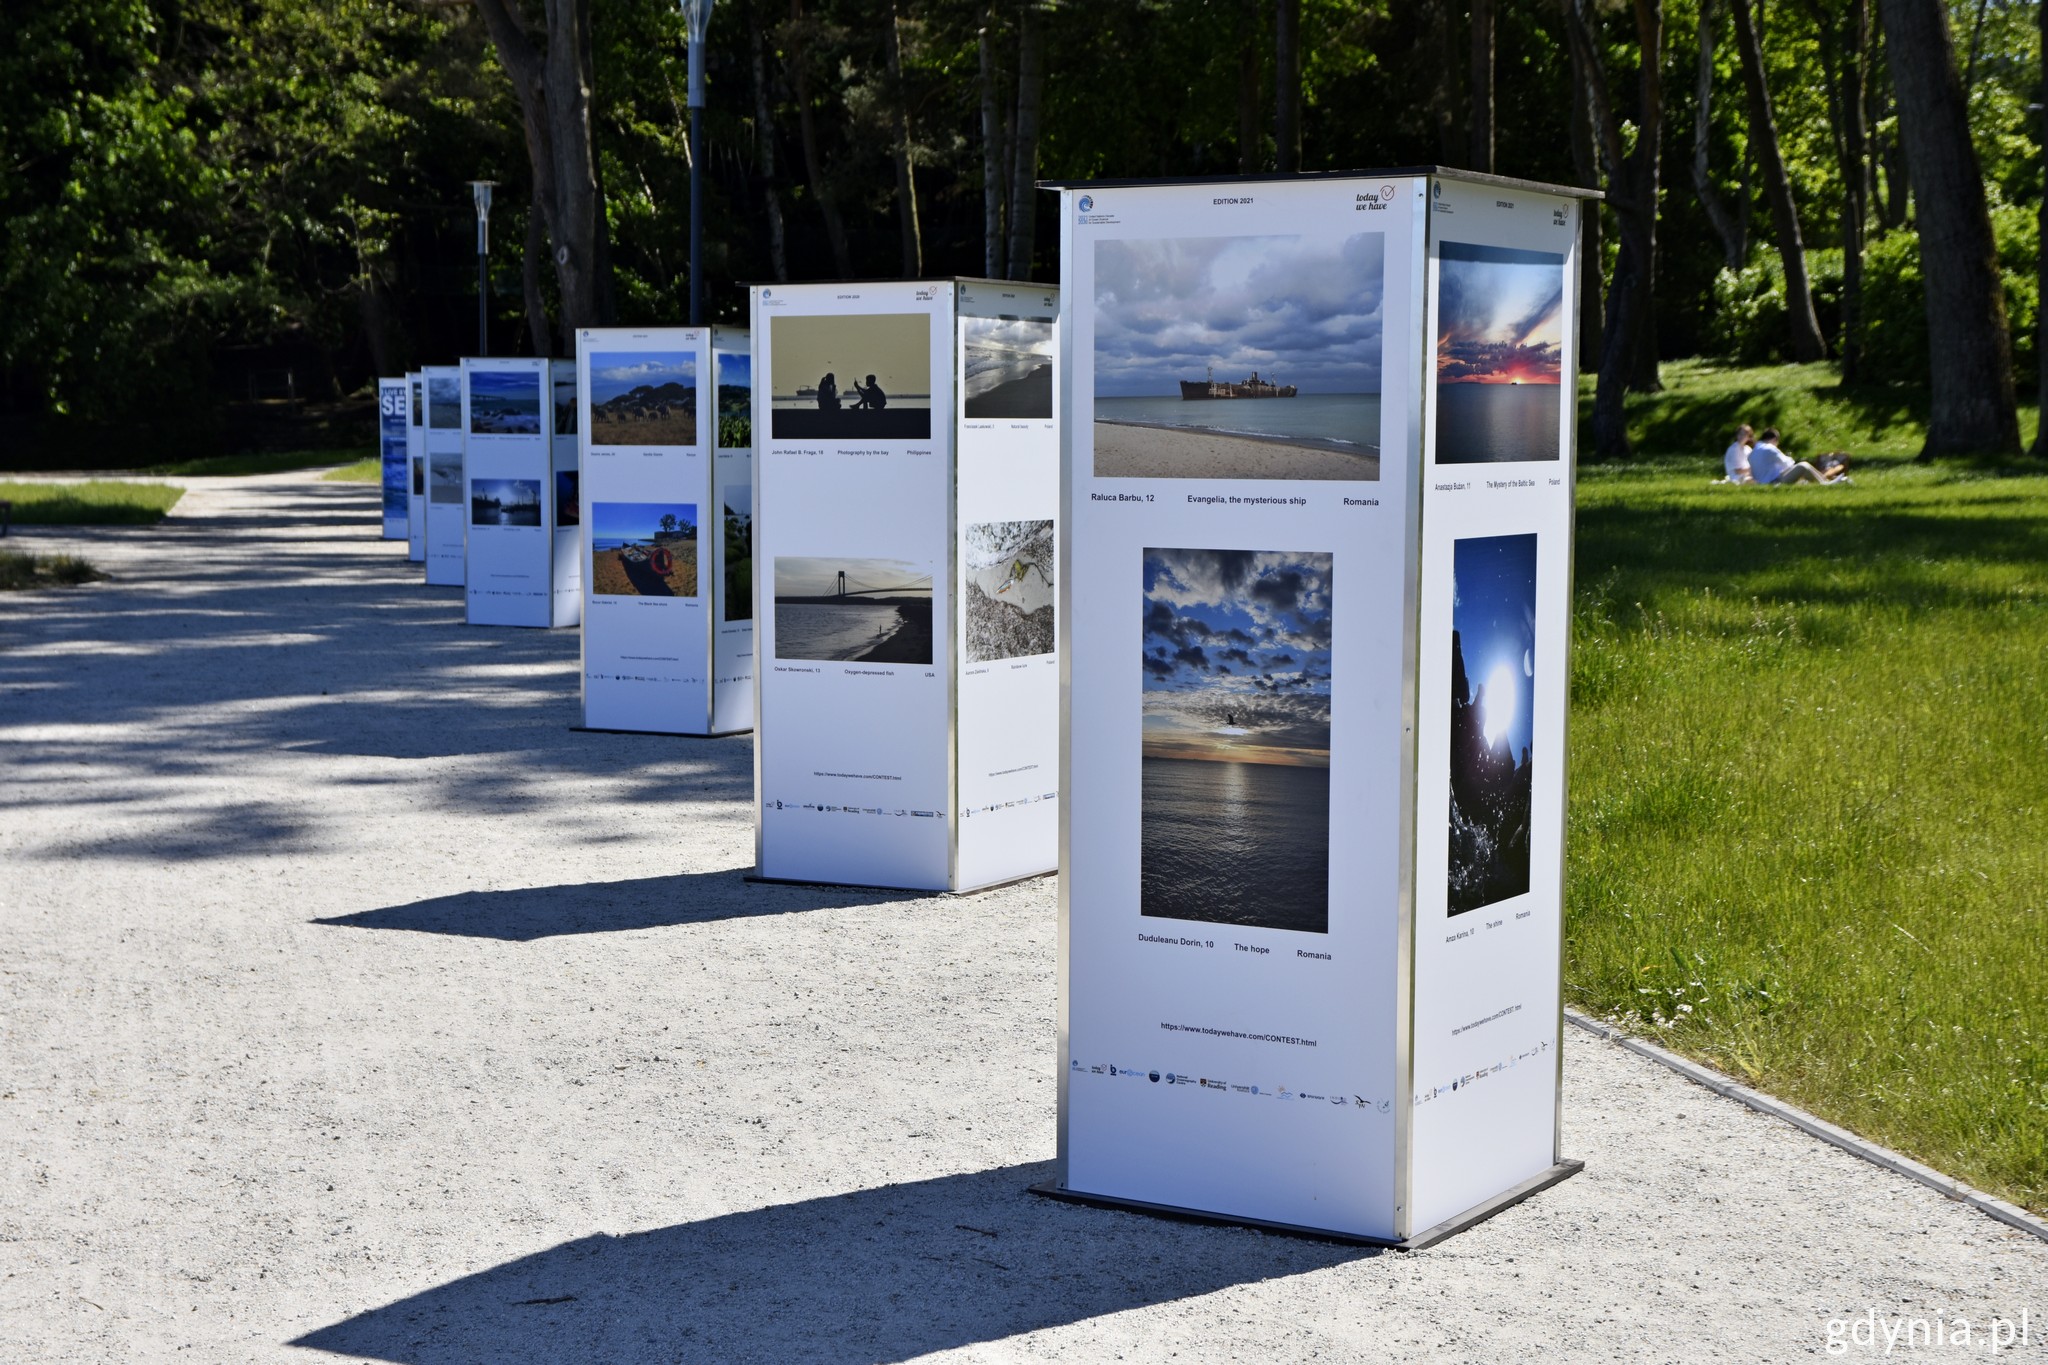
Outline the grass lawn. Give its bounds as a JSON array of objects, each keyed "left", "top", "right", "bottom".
[
  {"left": 144, "top": 449, "right": 362, "bottom": 477},
  {"left": 0, "top": 480, "right": 184, "bottom": 525},
  {"left": 1568, "top": 362, "right": 2048, "bottom": 1214},
  {"left": 0, "top": 549, "right": 105, "bottom": 590},
  {"left": 319, "top": 457, "right": 381, "bottom": 483}
]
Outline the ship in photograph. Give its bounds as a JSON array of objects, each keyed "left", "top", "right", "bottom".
[
  {"left": 1094, "top": 233, "right": 1384, "bottom": 481},
  {"left": 769, "top": 313, "right": 933, "bottom": 440},
  {"left": 589, "top": 501, "right": 698, "bottom": 597},
  {"left": 773, "top": 556, "right": 933, "bottom": 664},
  {"left": 1447, "top": 533, "right": 1537, "bottom": 913},
  {"left": 1140, "top": 548, "right": 1333, "bottom": 934}
]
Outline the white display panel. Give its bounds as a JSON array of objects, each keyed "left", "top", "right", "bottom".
[
  {"left": 1406, "top": 180, "right": 1579, "bottom": 1234},
  {"left": 1056, "top": 178, "right": 1424, "bottom": 1240},
  {"left": 709, "top": 328, "right": 757, "bottom": 736},
  {"left": 955, "top": 281, "right": 1061, "bottom": 889},
  {"left": 575, "top": 327, "right": 725, "bottom": 732},
  {"left": 421, "top": 366, "right": 466, "bottom": 586},
  {"left": 378, "top": 378, "right": 409, "bottom": 540},
  {"left": 549, "top": 359, "right": 583, "bottom": 628},
  {"left": 752, "top": 283, "right": 954, "bottom": 889},
  {"left": 460, "top": 356, "right": 557, "bottom": 627},
  {"left": 405, "top": 372, "right": 427, "bottom": 563}
]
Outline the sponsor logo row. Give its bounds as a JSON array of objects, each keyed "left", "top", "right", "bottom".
[
  {"left": 962, "top": 792, "right": 1057, "bottom": 817},
  {"left": 1072, "top": 1058, "right": 1391, "bottom": 1114},
  {"left": 1413, "top": 1037, "right": 1552, "bottom": 1105}
]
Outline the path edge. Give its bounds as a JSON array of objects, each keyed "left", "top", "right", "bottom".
[{"left": 1563, "top": 1010, "right": 2048, "bottom": 1244}]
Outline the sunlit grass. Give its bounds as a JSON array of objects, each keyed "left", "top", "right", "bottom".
[
  {"left": 0, "top": 481, "right": 184, "bottom": 524},
  {"left": 320, "top": 457, "right": 381, "bottom": 483},
  {"left": 1568, "top": 446, "right": 2048, "bottom": 1213},
  {"left": 144, "top": 448, "right": 361, "bottom": 477},
  {"left": 0, "top": 549, "right": 105, "bottom": 589}
]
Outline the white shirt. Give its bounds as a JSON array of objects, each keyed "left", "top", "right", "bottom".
[
  {"left": 1723, "top": 440, "right": 1752, "bottom": 481},
  {"left": 1750, "top": 441, "right": 1793, "bottom": 485}
]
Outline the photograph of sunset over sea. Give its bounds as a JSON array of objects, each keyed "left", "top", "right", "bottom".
[{"left": 1434, "top": 242, "right": 1565, "bottom": 463}]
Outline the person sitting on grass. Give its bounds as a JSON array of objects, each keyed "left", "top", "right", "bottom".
[
  {"left": 1749, "top": 428, "right": 1847, "bottom": 485},
  {"left": 1723, "top": 423, "right": 1755, "bottom": 483}
]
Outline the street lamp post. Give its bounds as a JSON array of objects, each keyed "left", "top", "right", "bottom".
[
  {"left": 681, "top": 0, "right": 715, "bottom": 326},
  {"left": 468, "top": 180, "right": 497, "bottom": 355}
]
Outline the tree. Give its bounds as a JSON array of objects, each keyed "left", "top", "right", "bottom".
[
  {"left": 1690, "top": 0, "right": 1748, "bottom": 270},
  {"left": 472, "top": 0, "right": 616, "bottom": 351},
  {"left": 1729, "top": 0, "right": 1826, "bottom": 361},
  {"left": 1810, "top": 0, "right": 1872, "bottom": 380},
  {"left": 1469, "top": 0, "right": 1495, "bottom": 172},
  {"left": 2035, "top": 0, "right": 2048, "bottom": 457},
  {"left": 660, "top": 513, "right": 678, "bottom": 535},
  {"left": 1275, "top": 0, "right": 1302, "bottom": 172},
  {"left": 1877, "top": 0, "right": 2021, "bottom": 457},
  {"left": 1566, "top": 0, "right": 1666, "bottom": 459},
  {"left": 1004, "top": 1, "right": 1045, "bottom": 280}
]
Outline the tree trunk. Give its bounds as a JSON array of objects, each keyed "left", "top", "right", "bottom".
[
  {"left": 1566, "top": 0, "right": 1666, "bottom": 458},
  {"left": 1275, "top": 0, "right": 1302, "bottom": 172},
  {"left": 1868, "top": 34, "right": 1911, "bottom": 232},
  {"left": 471, "top": 0, "right": 613, "bottom": 339},
  {"left": 978, "top": 12, "right": 1007, "bottom": 278},
  {"left": 1005, "top": 0, "right": 1044, "bottom": 280},
  {"left": 1878, "top": 0, "right": 2022, "bottom": 457},
  {"left": 1730, "top": 0, "right": 1826, "bottom": 360},
  {"left": 1239, "top": 0, "right": 1261, "bottom": 173},
  {"left": 884, "top": 3, "right": 922, "bottom": 278},
  {"left": 1427, "top": 0, "right": 1459, "bottom": 163},
  {"left": 1691, "top": 0, "right": 1748, "bottom": 269},
  {"left": 2034, "top": 0, "right": 2048, "bottom": 456},
  {"left": 1814, "top": 0, "right": 1869, "bottom": 379},
  {"left": 750, "top": 4, "right": 789, "bottom": 284},
  {"left": 522, "top": 190, "right": 551, "bottom": 356},
  {"left": 1568, "top": 34, "right": 1605, "bottom": 365},
  {"left": 1469, "top": 0, "right": 1495, "bottom": 172},
  {"left": 785, "top": 1, "right": 852, "bottom": 277}
]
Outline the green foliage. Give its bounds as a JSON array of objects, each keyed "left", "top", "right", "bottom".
[
  {"left": 319, "top": 457, "right": 381, "bottom": 483},
  {"left": 1858, "top": 206, "right": 2039, "bottom": 386},
  {"left": 1569, "top": 450, "right": 2048, "bottom": 1213},
  {"left": 0, "top": 480, "right": 184, "bottom": 523},
  {"left": 717, "top": 415, "right": 752, "bottom": 449},
  {"left": 0, "top": 550, "right": 106, "bottom": 589},
  {"left": 150, "top": 449, "right": 375, "bottom": 477},
  {"left": 1706, "top": 250, "right": 1846, "bottom": 367}
]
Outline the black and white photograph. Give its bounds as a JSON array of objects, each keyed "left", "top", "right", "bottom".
[
  {"left": 1141, "top": 548, "right": 1333, "bottom": 934},
  {"left": 773, "top": 555, "right": 932, "bottom": 663},
  {"left": 1094, "top": 233, "right": 1384, "bottom": 481},
  {"left": 1448, "top": 532, "right": 1537, "bottom": 913},
  {"left": 964, "top": 520, "right": 1053, "bottom": 661},
  {"left": 770, "top": 313, "right": 932, "bottom": 440},
  {"left": 963, "top": 315, "right": 1054, "bottom": 420}
]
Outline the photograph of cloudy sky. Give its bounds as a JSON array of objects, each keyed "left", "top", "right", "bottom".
[
  {"left": 1140, "top": 548, "right": 1333, "bottom": 935},
  {"left": 1093, "top": 233, "right": 1385, "bottom": 481},
  {"left": 1434, "top": 242, "right": 1565, "bottom": 463}
]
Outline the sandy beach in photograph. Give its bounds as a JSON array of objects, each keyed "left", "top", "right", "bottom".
[{"left": 1093, "top": 420, "right": 1380, "bottom": 481}]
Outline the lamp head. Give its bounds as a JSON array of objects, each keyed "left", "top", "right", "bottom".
[{"left": 680, "top": 0, "right": 714, "bottom": 44}]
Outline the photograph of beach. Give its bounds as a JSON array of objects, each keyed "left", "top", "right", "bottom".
[
  {"left": 427, "top": 376, "right": 462, "bottom": 429},
  {"left": 723, "top": 486, "right": 752, "bottom": 621},
  {"left": 428, "top": 454, "right": 463, "bottom": 505},
  {"left": 555, "top": 470, "right": 579, "bottom": 527},
  {"left": 1140, "top": 548, "right": 1333, "bottom": 934},
  {"left": 963, "top": 316, "right": 1053, "bottom": 419},
  {"left": 1447, "top": 532, "right": 1537, "bottom": 914},
  {"left": 769, "top": 312, "right": 932, "bottom": 441},
  {"left": 1093, "top": 233, "right": 1384, "bottom": 482},
  {"left": 467, "top": 370, "right": 544, "bottom": 436},
  {"left": 553, "top": 371, "right": 578, "bottom": 437},
  {"left": 965, "top": 520, "right": 1053, "bottom": 661},
  {"left": 716, "top": 351, "right": 752, "bottom": 448},
  {"left": 589, "top": 351, "right": 695, "bottom": 445},
  {"left": 773, "top": 556, "right": 933, "bottom": 664},
  {"left": 1435, "top": 242, "right": 1565, "bottom": 463},
  {"left": 589, "top": 501, "right": 698, "bottom": 597},
  {"left": 469, "top": 478, "right": 542, "bottom": 527}
]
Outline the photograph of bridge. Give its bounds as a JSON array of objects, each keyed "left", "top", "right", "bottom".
[{"left": 772, "top": 555, "right": 933, "bottom": 664}]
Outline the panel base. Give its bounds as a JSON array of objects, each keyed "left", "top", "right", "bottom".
[
  {"left": 568, "top": 725, "right": 753, "bottom": 739},
  {"left": 1027, "top": 1158, "right": 1581, "bottom": 1252},
  {"left": 743, "top": 868, "right": 1053, "bottom": 897}
]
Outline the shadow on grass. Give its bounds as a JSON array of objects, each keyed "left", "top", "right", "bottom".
[
  {"left": 289, "top": 1161, "right": 1373, "bottom": 1364},
  {"left": 316, "top": 870, "right": 897, "bottom": 940}
]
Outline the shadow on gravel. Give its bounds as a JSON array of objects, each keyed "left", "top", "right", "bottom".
[
  {"left": 291, "top": 1161, "right": 1373, "bottom": 1363},
  {"left": 316, "top": 870, "right": 896, "bottom": 940}
]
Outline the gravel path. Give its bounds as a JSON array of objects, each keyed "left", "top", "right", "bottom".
[{"left": 2, "top": 472, "right": 2043, "bottom": 1363}]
